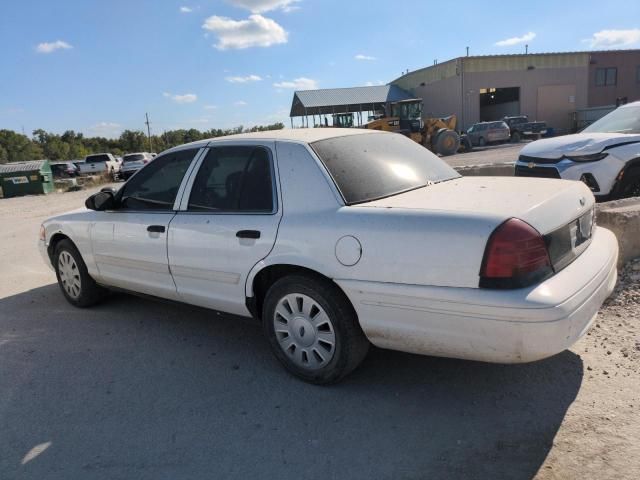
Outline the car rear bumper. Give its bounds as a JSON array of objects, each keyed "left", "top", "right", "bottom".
[{"left": 336, "top": 226, "right": 618, "bottom": 363}]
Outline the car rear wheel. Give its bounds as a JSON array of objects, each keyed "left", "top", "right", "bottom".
[
  {"left": 54, "top": 239, "right": 106, "bottom": 308},
  {"left": 263, "top": 274, "right": 369, "bottom": 384}
]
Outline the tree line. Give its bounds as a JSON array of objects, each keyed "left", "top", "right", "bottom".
[{"left": 0, "top": 123, "right": 285, "bottom": 164}]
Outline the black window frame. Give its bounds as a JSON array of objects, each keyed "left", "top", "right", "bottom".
[
  {"left": 595, "top": 67, "right": 617, "bottom": 86},
  {"left": 185, "top": 145, "right": 277, "bottom": 215},
  {"left": 115, "top": 147, "right": 200, "bottom": 212}
]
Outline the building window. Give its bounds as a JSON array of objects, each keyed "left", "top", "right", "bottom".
[{"left": 595, "top": 67, "right": 617, "bottom": 86}]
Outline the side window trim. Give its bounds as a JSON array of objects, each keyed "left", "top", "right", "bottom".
[
  {"left": 172, "top": 147, "right": 208, "bottom": 211},
  {"left": 178, "top": 143, "right": 278, "bottom": 214}
]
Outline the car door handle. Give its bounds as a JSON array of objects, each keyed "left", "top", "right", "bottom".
[
  {"left": 236, "top": 230, "right": 260, "bottom": 239},
  {"left": 147, "top": 225, "right": 166, "bottom": 233}
]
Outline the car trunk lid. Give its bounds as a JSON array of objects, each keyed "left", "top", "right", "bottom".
[{"left": 361, "top": 176, "right": 595, "bottom": 274}]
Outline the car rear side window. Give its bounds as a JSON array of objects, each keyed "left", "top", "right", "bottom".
[
  {"left": 312, "top": 132, "right": 459, "bottom": 205},
  {"left": 119, "top": 148, "right": 198, "bottom": 210},
  {"left": 187, "top": 146, "right": 274, "bottom": 213}
]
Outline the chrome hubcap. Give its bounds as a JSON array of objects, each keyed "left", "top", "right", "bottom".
[
  {"left": 273, "top": 293, "right": 336, "bottom": 370},
  {"left": 58, "top": 251, "right": 81, "bottom": 299}
]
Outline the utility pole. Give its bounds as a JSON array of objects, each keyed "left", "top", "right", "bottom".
[
  {"left": 145, "top": 112, "right": 153, "bottom": 152},
  {"left": 525, "top": 44, "right": 529, "bottom": 54}
]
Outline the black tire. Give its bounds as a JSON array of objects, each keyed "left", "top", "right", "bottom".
[
  {"left": 511, "top": 131, "right": 522, "bottom": 143},
  {"left": 434, "top": 129, "right": 461, "bottom": 156},
  {"left": 616, "top": 172, "right": 640, "bottom": 199},
  {"left": 461, "top": 136, "right": 473, "bottom": 153},
  {"left": 262, "top": 274, "right": 369, "bottom": 384},
  {"left": 478, "top": 136, "right": 486, "bottom": 147},
  {"left": 54, "top": 239, "right": 106, "bottom": 308}
]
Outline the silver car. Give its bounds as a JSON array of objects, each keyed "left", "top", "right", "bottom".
[
  {"left": 119, "top": 152, "right": 154, "bottom": 180},
  {"left": 466, "top": 121, "right": 511, "bottom": 147}
]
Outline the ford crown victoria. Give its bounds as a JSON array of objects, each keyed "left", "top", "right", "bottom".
[{"left": 40, "top": 129, "right": 618, "bottom": 383}]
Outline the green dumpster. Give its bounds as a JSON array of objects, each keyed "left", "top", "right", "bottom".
[{"left": 0, "top": 160, "right": 54, "bottom": 198}]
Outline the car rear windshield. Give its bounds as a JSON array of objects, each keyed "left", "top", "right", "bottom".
[
  {"left": 123, "top": 154, "right": 145, "bottom": 163},
  {"left": 311, "top": 133, "right": 460, "bottom": 205},
  {"left": 86, "top": 154, "right": 110, "bottom": 163},
  {"left": 583, "top": 105, "right": 640, "bottom": 134}
]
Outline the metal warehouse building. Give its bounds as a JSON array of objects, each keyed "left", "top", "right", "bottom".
[{"left": 390, "top": 49, "right": 640, "bottom": 132}]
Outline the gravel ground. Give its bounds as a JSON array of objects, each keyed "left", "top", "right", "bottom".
[
  {"left": 444, "top": 142, "right": 525, "bottom": 168},
  {"left": 0, "top": 186, "right": 638, "bottom": 480}
]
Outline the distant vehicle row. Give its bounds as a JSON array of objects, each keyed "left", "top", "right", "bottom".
[{"left": 50, "top": 152, "right": 156, "bottom": 180}]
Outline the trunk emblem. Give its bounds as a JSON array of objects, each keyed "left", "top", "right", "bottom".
[
  {"left": 528, "top": 162, "right": 535, "bottom": 169},
  {"left": 579, "top": 197, "right": 585, "bottom": 206}
]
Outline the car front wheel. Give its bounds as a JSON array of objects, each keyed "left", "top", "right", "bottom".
[
  {"left": 54, "top": 239, "right": 106, "bottom": 308},
  {"left": 263, "top": 274, "right": 369, "bottom": 384}
]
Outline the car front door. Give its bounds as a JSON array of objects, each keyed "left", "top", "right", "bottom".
[
  {"left": 90, "top": 147, "right": 202, "bottom": 299},
  {"left": 168, "top": 143, "right": 281, "bottom": 316}
]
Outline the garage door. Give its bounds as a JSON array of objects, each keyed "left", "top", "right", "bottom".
[{"left": 537, "top": 84, "right": 576, "bottom": 133}]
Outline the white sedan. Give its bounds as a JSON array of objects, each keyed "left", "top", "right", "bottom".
[{"left": 39, "top": 129, "right": 618, "bottom": 383}]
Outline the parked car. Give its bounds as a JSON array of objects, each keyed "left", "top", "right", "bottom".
[
  {"left": 503, "top": 115, "right": 548, "bottom": 142},
  {"left": 515, "top": 101, "right": 640, "bottom": 200},
  {"left": 50, "top": 161, "right": 79, "bottom": 178},
  {"left": 77, "top": 153, "right": 120, "bottom": 177},
  {"left": 119, "top": 152, "right": 154, "bottom": 180},
  {"left": 466, "top": 121, "right": 510, "bottom": 146},
  {"left": 39, "top": 129, "right": 618, "bottom": 384}
]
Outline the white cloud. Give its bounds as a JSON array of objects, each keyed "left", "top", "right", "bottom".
[
  {"left": 225, "top": 74, "right": 262, "bottom": 83},
  {"left": 204, "top": 105, "right": 218, "bottom": 110},
  {"left": 180, "top": 6, "right": 193, "bottom": 13},
  {"left": 355, "top": 54, "right": 376, "bottom": 61},
  {"left": 36, "top": 40, "right": 72, "bottom": 53},
  {"left": 202, "top": 14, "right": 288, "bottom": 50},
  {"left": 88, "top": 122, "right": 122, "bottom": 138},
  {"left": 227, "top": 0, "right": 300, "bottom": 13},
  {"left": 585, "top": 29, "right": 640, "bottom": 48},
  {"left": 273, "top": 77, "right": 318, "bottom": 90},
  {"left": 495, "top": 31, "right": 536, "bottom": 47},
  {"left": 235, "top": 100, "right": 248, "bottom": 106},
  {"left": 163, "top": 92, "right": 198, "bottom": 103}
]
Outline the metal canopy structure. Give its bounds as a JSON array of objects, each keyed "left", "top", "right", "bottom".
[{"left": 289, "top": 85, "right": 414, "bottom": 119}]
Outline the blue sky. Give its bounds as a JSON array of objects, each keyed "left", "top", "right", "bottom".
[{"left": 1, "top": 0, "right": 640, "bottom": 137}]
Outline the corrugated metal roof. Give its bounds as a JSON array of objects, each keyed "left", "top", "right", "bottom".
[
  {"left": 0, "top": 160, "right": 48, "bottom": 174},
  {"left": 290, "top": 85, "right": 414, "bottom": 116}
]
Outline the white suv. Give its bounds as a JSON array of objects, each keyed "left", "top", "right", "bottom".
[{"left": 515, "top": 101, "right": 640, "bottom": 200}]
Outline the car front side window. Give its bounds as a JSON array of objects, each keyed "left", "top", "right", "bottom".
[
  {"left": 187, "top": 146, "right": 274, "bottom": 213},
  {"left": 119, "top": 148, "right": 199, "bottom": 211}
]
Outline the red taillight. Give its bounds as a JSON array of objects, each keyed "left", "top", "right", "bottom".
[{"left": 480, "top": 218, "right": 552, "bottom": 289}]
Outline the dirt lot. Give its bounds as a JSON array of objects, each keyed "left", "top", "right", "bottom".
[
  {"left": 445, "top": 142, "right": 525, "bottom": 168},
  {"left": 0, "top": 186, "right": 638, "bottom": 480}
]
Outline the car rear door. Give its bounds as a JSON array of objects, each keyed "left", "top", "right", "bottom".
[
  {"left": 90, "top": 147, "right": 202, "bottom": 299},
  {"left": 167, "top": 142, "right": 281, "bottom": 316}
]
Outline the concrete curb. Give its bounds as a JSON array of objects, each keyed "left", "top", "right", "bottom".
[{"left": 596, "top": 197, "right": 640, "bottom": 267}]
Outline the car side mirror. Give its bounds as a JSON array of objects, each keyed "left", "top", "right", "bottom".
[
  {"left": 100, "top": 186, "right": 117, "bottom": 194},
  {"left": 85, "top": 191, "right": 115, "bottom": 211}
]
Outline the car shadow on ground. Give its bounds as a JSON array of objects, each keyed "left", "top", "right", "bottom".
[{"left": 0, "top": 285, "right": 583, "bottom": 480}]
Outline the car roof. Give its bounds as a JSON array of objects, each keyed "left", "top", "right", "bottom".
[
  {"left": 165, "top": 128, "right": 383, "bottom": 153},
  {"left": 620, "top": 101, "right": 640, "bottom": 108}
]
